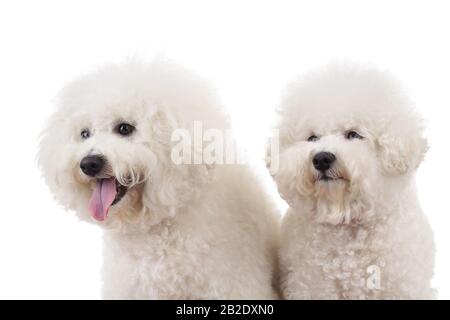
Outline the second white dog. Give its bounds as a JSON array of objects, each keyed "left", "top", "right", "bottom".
[{"left": 269, "top": 63, "right": 435, "bottom": 299}]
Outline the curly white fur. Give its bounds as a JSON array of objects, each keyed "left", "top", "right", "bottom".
[
  {"left": 270, "top": 63, "right": 435, "bottom": 299},
  {"left": 38, "top": 59, "right": 280, "bottom": 299}
]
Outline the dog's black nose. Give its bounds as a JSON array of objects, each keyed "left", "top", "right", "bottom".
[
  {"left": 80, "top": 155, "right": 104, "bottom": 177},
  {"left": 313, "top": 152, "right": 336, "bottom": 171}
]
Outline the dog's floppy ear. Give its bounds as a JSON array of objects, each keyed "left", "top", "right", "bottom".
[
  {"left": 38, "top": 112, "right": 71, "bottom": 195},
  {"left": 38, "top": 113, "right": 60, "bottom": 190},
  {"left": 37, "top": 110, "right": 86, "bottom": 212},
  {"left": 376, "top": 113, "right": 428, "bottom": 176},
  {"left": 140, "top": 110, "right": 213, "bottom": 223}
]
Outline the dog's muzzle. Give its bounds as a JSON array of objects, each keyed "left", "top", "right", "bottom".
[{"left": 79, "top": 155, "right": 128, "bottom": 222}]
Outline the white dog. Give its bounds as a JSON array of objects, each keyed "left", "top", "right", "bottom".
[
  {"left": 269, "top": 63, "right": 435, "bottom": 299},
  {"left": 38, "top": 59, "right": 280, "bottom": 299}
]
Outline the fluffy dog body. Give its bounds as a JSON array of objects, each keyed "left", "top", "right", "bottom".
[
  {"left": 38, "top": 60, "right": 279, "bottom": 299},
  {"left": 271, "top": 64, "right": 435, "bottom": 299},
  {"left": 101, "top": 164, "right": 278, "bottom": 299}
]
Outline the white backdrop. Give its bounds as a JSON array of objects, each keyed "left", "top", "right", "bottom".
[{"left": 0, "top": 0, "right": 449, "bottom": 299}]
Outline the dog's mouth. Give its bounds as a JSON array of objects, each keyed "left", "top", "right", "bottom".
[
  {"left": 316, "top": 171, "right": 347, "bottom": 182},
  {"left": 319, "top": 175, "right": 344, "bottom": 181},
  {"left": 88, "top": 177, "right": 128, "bottom": 222},
  {"left": 111, "top": 181, "right": 128, "bottom": 206}
]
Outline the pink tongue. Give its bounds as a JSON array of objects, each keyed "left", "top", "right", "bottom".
[{"left": 88, "top": 178, "right": 117, "bottom": 221}]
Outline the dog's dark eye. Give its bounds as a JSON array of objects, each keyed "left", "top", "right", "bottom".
[
  {"left": 307, "top": 135, "right": 319, "bottom": 142},
  {"left": 346, "top": 130, "right": 363, "bottom": 140},
  {"left": 116, "top": 123, "right": 135, "bottom": 136},
  {"left": 80, "top": 129, "right": 90, "bottom": 139}
]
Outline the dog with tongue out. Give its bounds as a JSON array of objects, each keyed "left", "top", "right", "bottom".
[{"left": 38, "top": 58, "right": 280, "bottom": 299}]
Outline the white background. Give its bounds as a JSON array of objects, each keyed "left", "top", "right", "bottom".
[{"left": 0, "top": 0, "right": 449, "bottom": 299}]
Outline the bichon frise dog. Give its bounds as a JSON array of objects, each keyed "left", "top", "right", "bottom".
[
  {"left": 38, "top": 59, "right": 280, "bottom": 299},
  {"left": 268, "top": 63, "right": 435, "bottom": 299}
]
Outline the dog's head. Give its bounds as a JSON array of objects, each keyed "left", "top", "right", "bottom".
[
  {"left": 38, "top": 59, "right": 228, "bottom": 230},
  {"left": 270, "top": 63, "right": 427, "bottom": 225}
]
